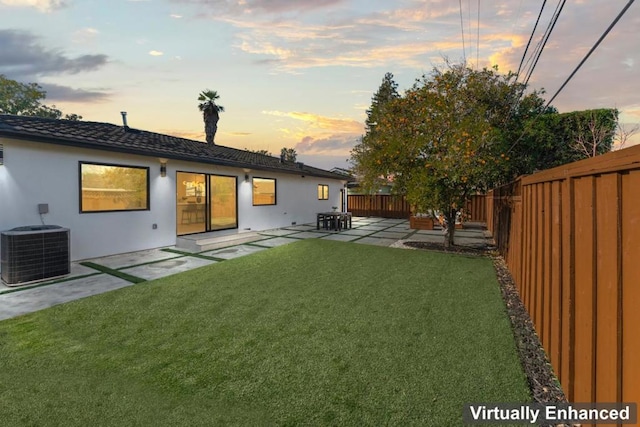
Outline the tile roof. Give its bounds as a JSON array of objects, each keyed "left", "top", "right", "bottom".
[{"left": 0, "top": 115, "right": 352, "bottom": 181}]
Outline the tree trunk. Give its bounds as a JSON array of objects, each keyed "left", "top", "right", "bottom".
[
  {"left": 443, "top": 208, "right": 456, "bottom": 248},
  {"left": 204, "top": 111, "right": 219, "bottom": 144}
]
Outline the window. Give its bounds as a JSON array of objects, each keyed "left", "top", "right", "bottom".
[
  {"left": 0, "top": 143, "right": 3, "bottom": 165},
  {"left": 318, "top": 184, "right": 329, "bottom": 200},
  {"left": 252, "top": 177, "right": 276, "bottom": 205},
  {"left": 80, "top": 162, "right": 149, "bottom": 212}
]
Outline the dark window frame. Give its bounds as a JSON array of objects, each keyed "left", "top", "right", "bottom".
[
  {"left": 318, "top": 184, "right": 329, "bottom": 200},
  {"left": 79, "top": 161, "right": 150, "bottom": 213},
  {"left": 252, "top": 176, "right": 277, "bottom": 206}
]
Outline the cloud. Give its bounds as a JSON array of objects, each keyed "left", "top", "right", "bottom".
[
  {"left": 72, "top": 27, "right": 99, "bottom": 44},
  {"left": 484, "top": 0, "right": 640, "bottom": 113},
  {"left": 148, "top": 50, "right": 164, "bottom": 56},
  {"left": 170, "top": 0, "right": 344, "bottom": 15},
  {"left": 262, "top": 110, "right": 363, "bottom": 133},
  {"left": 0, "top": 0, "right": 67, "bottom": 12},
  {"left": 294, "top": 133, "right": 359, "bottom": 155},
  {"left": 227, "top": 132, "right": 252, "bottom": 136},
  {"left": 185, "top": 2, "right": 477, "bottom": 73},
  {"left": 0, "top": 29, "right": 108, "bottom": 78},
  {"left": 170, "top": 13, "right": 182, "bottom": 18},
  {"left": 163, "top": 129, "right": 205, "bottom": 141},
  {"left": 41, "top": 83, "right": 110, "bottom": 103}
]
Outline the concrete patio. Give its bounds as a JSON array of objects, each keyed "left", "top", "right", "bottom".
[{"left": 0, "top": 217, "right": 490, "bottom": 321}]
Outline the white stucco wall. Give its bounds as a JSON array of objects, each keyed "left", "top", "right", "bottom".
[{"left": 0, "top": 138, "right": 346, "bottom": 263}]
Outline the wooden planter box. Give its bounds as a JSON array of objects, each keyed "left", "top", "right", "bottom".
[
  {"left": 410, "top": 216, "right": 434, "bottom": 230},
  {"left": 455, "top": 222, "right": 464, "bottom": 229}
]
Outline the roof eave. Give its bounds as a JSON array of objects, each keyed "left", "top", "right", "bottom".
[{"left": 0, "top": 130, "right": 349, "bottom": 181}]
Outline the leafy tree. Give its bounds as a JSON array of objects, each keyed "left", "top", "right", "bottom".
[
  {"left": 245, "top": 148, "right": 272, "bottom": 156},
  {"left": 514, "top": 108, "right": 618, "bottom": 172},
  {"left": 352, "top": 72, "right": 400, "bottom": 193},
  {"left": 0, "top": 74, "right": 82, "bottom": 120},
  {"left": 197, "top": 89, "right": 224, "bottom": 144},
  {"left": 351, "top": 63, "right": 548, "bottom": 246},
  {"left": 280, "top": 147, "right": 297, "bottom": 162}
]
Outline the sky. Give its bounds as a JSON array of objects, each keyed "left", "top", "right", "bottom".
[{"left": 1, "top": 0, "right": 639, "bottom": 171}]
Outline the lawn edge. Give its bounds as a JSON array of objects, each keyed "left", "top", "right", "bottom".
[{"left": 491, "top": 255, "right": 568, "bottom": 408}]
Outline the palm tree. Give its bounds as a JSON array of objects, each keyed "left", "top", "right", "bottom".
[{"left": 197, "top": 90, "right": 225, "bottom": 144}]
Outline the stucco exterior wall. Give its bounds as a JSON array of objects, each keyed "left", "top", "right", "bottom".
[{"left": 0, "top": 138, "right": 345, "bottom": 263}]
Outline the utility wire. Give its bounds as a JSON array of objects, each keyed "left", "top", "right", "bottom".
[
  {"left": 459, "top": 0, "right": 467, "bottom": 63},
  {"left": 522, "top": 0, "right": 566, "bottom": 88},
  {"left": 545, "top": 0, "right": 636, "bottom": 107},
  {"left": 515, "top": 0, "right": 547, "bottom": 79},
  {"left": 476, "top": 0, "right": 480, "bottom": 68},
  {"left": 507, "top": 0, "right": 636, "bottom": 154}
]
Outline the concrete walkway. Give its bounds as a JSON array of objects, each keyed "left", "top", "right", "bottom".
[{"left": 0, "top": 217, "right": 490, "bottom": 321}]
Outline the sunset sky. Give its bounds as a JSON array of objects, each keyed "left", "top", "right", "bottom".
[{"left": 1, "top": 0, "right": 638, "bottom": 170}]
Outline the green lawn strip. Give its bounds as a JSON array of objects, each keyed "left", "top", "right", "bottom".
[
  {"left": 79, "top": 261, "right": 146, "bottom": 284},
  {"left": 0, "top": 240, "right": 529, "bottom": 426},
  {"left": 0, "top": 272, "right": 101, "bottom": 295},
  {"left": 160, "top": 248, "right": 225, "bottom": 262}
]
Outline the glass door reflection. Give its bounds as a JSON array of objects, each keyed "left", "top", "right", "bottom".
[
  {"left": 209, "top": 175, "right": 237, "bottom": 230},
  {"left": 177, "top": 172, "right": 207, "bottom": 235}
]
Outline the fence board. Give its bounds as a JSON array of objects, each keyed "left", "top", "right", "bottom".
[
  {"left": 594, "top": 173, "right": 621, "bottom": 408},
  {"left": 542, "top": 181, "right": 552, "bottom": 355},
  {"left": 549, "top": 181, "right": 562, "bottom": 375},
  {"left": 621, "top": 170, "right": 640, "bottom": 405},
  {"left": 572, "top": 176, "right": 596, "bottom": 402},
  {"left": 561, "top": 177, "right": 575, "bottom": 399}
]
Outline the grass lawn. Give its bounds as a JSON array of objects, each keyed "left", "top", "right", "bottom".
[{"left": 0, "top": 239, "right": 529, "bottom": 426}]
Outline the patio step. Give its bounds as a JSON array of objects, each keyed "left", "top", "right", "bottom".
[{"left": 176, "top": 230, "right": 264, "bottom": 252}]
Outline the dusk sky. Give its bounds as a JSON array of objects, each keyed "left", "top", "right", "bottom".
[{"left": 1, "top": 0, "right": 638, "bottom": 170}]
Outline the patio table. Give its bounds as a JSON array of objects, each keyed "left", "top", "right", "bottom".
[{"left": 317, "top": 212, "right": 352, "bottom": 231}]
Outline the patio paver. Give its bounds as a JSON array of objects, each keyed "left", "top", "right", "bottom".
[
  {"left": 121, "top": 257, "right": 217, "bottom": 281},
  {"left": 339, "top": 228, "right": 376, "bottom": 236},
  {"left": 356, "top": 225, "right": 390, "bottom": 231},
  {"left": 283, "top": 224, "right": 317, "bottom": 231},
  {"left": 202, "top": 244, "right": 267, "bottom": 259},
  {"left": 320, "top": 234, "right": 362, "bottom": 242},
  {"left": 258, "top": 229, "right": 299, "bottom": 237},
  {"left": 0, "top": 274, "right": 131, "bottom": 321},
  {"left": 353, "top": 237, "right": 398, "bottom": 247},
  {"left": 251, "top": 237, "right": 300, "bottom": 248},
  {"left": 286, "top": 231, "right": 331, "bottom": 239},
  {"left": 84, "top": 248, "right": 182, "bottom": 270},
  {"left": 370, "top": 230, "right": 412, "bottom": 239}
]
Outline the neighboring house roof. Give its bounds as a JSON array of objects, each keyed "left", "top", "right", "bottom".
[{"left": 0, "top": 115, "right": 352, "bottom": 181}]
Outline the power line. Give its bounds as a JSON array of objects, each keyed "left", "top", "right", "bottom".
[
  {"left": 545, "top": 0, "right": 636, "bottom": 107},
  {"left": 507, "top": 0, "right": 636, "bottom": 154},
  {"left": 459, "top": 0, "right": 466, "bottom": 63},
  {"left": 476, "top": 0, "right": 480, "bottom": 68},
  {"left": 515, "top": 0, "right": 547, "bottom": 79},
  {"left": 522, "top": 0, "right": 566, "bottom": 88}
]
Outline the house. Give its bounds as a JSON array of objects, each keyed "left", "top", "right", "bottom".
[{"left": 0, "top": 114, "right": 350, "bottom": 263}]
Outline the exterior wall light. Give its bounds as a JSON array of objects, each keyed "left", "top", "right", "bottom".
[{"left": 160, "top": 159, "right": 167, "bottom": 177}]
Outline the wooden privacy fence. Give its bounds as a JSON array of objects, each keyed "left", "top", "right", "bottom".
[
  {"left": 347, "top": 194, "right": 487, "bottom": 221},
  {"left": 347, "top": 195, "right": 411, "bottom": 218},
  {"left": 487, "top": 144, "right": 640, "bottom": 405},
  {"left": 465, "top": 194, "right": 488, "bottom": 222}
]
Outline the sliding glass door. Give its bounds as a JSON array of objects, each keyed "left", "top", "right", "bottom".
[
  {"left": 176, "top": 172, "right": 237, "bottom": 235},
  {"left": 209, "top": 175, "right": 237, "bottom": 230}
]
